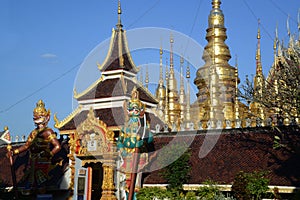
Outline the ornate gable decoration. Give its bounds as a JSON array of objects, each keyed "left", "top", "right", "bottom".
[{"left": 76, "top": 107, "right": 115, "bottom": 156}]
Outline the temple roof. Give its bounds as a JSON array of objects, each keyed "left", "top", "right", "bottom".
[
  {"left": 97, "top": 0, "right": 138, "bottom": 74},
  {"left": 144, "top": 126, "right": 300, "bottom": 187},
  {"left": 97, "top": 28, "right": 139, "bottom": 74},
  {"left": 57, "top": 107, "right": 164, "bottom": 132},
  {"left": 75, "top": 77, "right": 157, "bottom": 104}
]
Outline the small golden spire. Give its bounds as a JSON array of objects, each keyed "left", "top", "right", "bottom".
[
  {"left": 256, "top": 19, "right": 262, "bottom": 74},
  {"left": 170, "top": 33, "right": 174, "bottom": 70},
  {"left": 186, "top": 60, "right": 190, "bottom": 79},
  {"left": 185, "top": 61, "right": 191, "bottom": 124},
  {"left": 212, "top": 0, "right": 221, "bottom": 9},
  {"left": 235, "top": 55, "right": 239, "bottom": 120},
  {"left": 179, "top": 55, "right": 185, "bottom": 122},
  {"left": 159, "top": 47, "right": 164, "bottom": 86},
  {"left": 257, "top": 19, "right": 261, "bottom": 40},
  {"left": 164, "top": 59, "right": 169, "bottom": 123},
  {"left": 116, "top": 0, "right": 123, "bottom": 30},
  {"left": 145, "top": 64, "right": 149, "bottom": 89},
  {"left": 254, "top": 20, "right": 265, "bottom": 100},
  {"left": 235, "top": 55, "right": 239, "bottom": 98},
  {"left": 180, "top": 55, "right": 184, "bottom": 89}
]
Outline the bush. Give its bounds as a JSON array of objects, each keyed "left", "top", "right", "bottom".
[
  {"left": 136, "top": 187, "right": 173, "bottom": 200},
  {"left": 232, "top": 171, "right": 269, "bottom": 200}
]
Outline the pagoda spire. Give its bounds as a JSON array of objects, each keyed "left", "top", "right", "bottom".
[
  {"left": 159, "top": 47, "right": 164, "bottom": 86},
  {"left": 167, "top": 34, "right": 180, "bottom": 128},
  {"left": 254, "top": 19, "right": 265, "bottom": 99},
  {"left": 256, "top": 20, "right": 263, "bottom": 75},
  {"left": 145, "top": 64, "right": 149, "bottom": 89},
  {"left": 179, "top": 56, "right": 186, "bottom": 123},
  {"left": 194, "top": 0, "right": 236, "bottom": 123},
  {"left": 155, "top": 47, "right": 166, "bottom": 118},
  {"left": 116, "top": 0, "right": 123, "bottom": 30},
  {"left": 164, "top": 59, "right": 169, "bottom": 123},
  {"left": 234, "top": 55, "right": 240, "bottom": 122},
  {"left": 185, "top": 61, "right": 191, "bottom": 128}
]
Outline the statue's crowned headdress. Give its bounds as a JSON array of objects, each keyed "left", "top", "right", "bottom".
[
  {"left": 33, "top": 100, "right": 50, "bottom": 117},
  {"left": 129, "top": 87, "right": 144, "bottom": 110}
]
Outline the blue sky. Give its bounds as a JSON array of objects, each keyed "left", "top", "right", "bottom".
[{"left": 0, "top": 0, "right": 299, "bottom": 139}]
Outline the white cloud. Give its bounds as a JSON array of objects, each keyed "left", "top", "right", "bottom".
[{"left": 40, "top": 53, "right": 57, "bottom": 59}]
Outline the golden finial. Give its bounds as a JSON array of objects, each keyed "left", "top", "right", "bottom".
[
  {"left": 212, "top": 0, "right": 221, "bottom": 9},
  {"left": 159, "top": 47, "right": 164, "bottom": 86},
  {"left": 256, "top": 19, "right": 261, "bottom": 63},
  {"left": 169, "top": 33, "right": 174, "bottom": 69},
  {"left": 255, "top": 19, "right": 263, "bottom": 79},
  {"left": 165, "top": 59, "right": 169, "bottom": 82},
  {"left": 118, "top": 0, "right": 122, "bottom": 15},
  {"left": 4, "top": 126, "right": 8, "bottom": 131},
  {"left": 180, "top": 55, "right": 184, "bottom": 88},
  {"left": 170, "top": 33, "right": 174, "bottom": 44},
  {"left": 145, "top": 64, "right": 149, "bottom": 89},
  {"left": 235, "top": 54, "right": 239, "bottom": 89},
  {"left": 186, "top": 61, "right": 190, "bottom": 79},
  {"left": 116, "top": 0, "right": 123, "bottom": 30},
  {"left": 33, "top": 99, "right": 50, "bottom": 117},
  {"left": 257, "top": 19, "right": 261, "bottom": 39}
]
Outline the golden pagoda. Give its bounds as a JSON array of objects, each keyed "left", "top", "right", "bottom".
[
  {"left": 249, "top": 20, "right": 266, "bottom": 126},
  {"left": 193, "top": 0, "right": 241, "bottom": 127}
]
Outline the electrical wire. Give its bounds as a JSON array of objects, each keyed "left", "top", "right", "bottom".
[
  {"left": 184, "top": 0, "right": 204, "bottom": 56},
  {"left": 0, "top": 62, "right": 81, "bottom": 114},
  {"left": 268, "top": 0, "right": 298, "bottom": 24},
  {"left": 127, "top": 0, "right": 161, "bottom": 29}
]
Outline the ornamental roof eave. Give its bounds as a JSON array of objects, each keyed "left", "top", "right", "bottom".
[{"left": 54, "top": 105, "right": 83, "bottom": 129}]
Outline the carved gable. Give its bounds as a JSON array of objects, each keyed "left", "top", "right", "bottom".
[{"left": 75, "top": 107, "right": 115, "bottom": 156}]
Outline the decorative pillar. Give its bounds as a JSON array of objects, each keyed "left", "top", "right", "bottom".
[{"left": 101, "top": 162, "right": 117, "bottom": 200}]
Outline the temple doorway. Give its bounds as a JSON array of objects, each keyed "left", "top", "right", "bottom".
[{"left": 84, "top": 162, "right": 103, "bottom": 200}]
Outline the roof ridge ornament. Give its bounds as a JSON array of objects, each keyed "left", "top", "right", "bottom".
[{"left": 116, "top": 0, "right": 123, "bottom": 30}]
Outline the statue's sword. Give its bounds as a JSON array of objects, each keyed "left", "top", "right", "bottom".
[{"left": 7, "top": 144, "right": 19, "bottom": 200}]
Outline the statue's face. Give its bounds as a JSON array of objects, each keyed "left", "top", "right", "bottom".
[
  {"left": 33, "top": 114, "right": 49, "bottom": 127},
  {"left": 128, "top": 103, "right": 140, "bottom": 116}
]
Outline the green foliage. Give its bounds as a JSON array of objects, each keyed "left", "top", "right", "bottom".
[
  {"left": 136, "top": 185, "right": 237, "bottom": 199},
  {"left": 196, "top": 180, "right": 236, "bottom": 200},
  {"left": 197, "top": 180, "right": 221, "bottom": 200},
  {"left": 232, "top": 171, "right": 270, "bottom": 200},
  {"left": 157, "top": 142, "right": 191, "bottom": 191},
  {"left": 185, "top": 191, "right": 197, "bottom": 200},
  {"left": 136, "top": 187, "right": 173, "bottom": 200}
]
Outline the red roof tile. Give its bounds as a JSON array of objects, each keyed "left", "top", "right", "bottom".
[{"left": 144, "top": 126, "right": 300, "bottom": 187}]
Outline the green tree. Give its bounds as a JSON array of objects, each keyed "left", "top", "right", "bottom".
[
  {"left": 160, "top": 145, "right": 191, "bottom": 191},
  {"left": 232, "top": 171, "right": 269, "bottom": 200}
]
